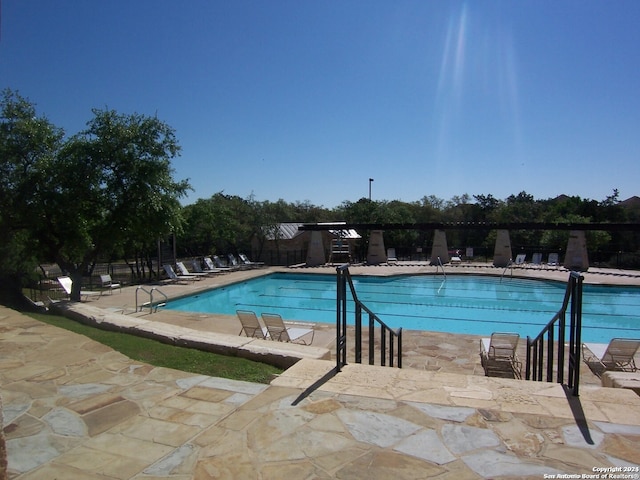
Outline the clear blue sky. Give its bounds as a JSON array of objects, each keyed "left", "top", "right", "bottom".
[{"left": 2, "top": 1, "right": 639, "bottom": 208}]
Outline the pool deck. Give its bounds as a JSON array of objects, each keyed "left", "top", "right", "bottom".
[{"left": 2, "top": 263, "right": 640, "bottom": 478}]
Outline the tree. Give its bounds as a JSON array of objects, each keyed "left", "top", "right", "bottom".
[
  {"left": 46, "top": 109, "right": 191, "bottom": 299},
  {"left": 0, "top": 90, "right": 65, "bottom": 305},
  {"left": 0, "top": 91, "right": 191, "bottom": 302}
]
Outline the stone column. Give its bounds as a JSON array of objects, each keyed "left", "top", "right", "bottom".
[
  {"left": 430, "top": 229, "right": 450, "bottom": 265},
  {"left": 305, "top": 231, "right": 325, "bottom": 266},
  {"left": 367, "top": 230, "right": 386, "bottom": 265},
  {"left": 564, "top": 230, "right": 589, "bottom": 271},
  {"left": 493, "top": 229, "right": 512, "bottom": 268}
]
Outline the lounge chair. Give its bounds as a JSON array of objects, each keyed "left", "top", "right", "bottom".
[
  {"left": 386, "top": 248, "right": 398, "bottom": 264},
  {"left": 547, "top": 253, "right": 559, "bottom": 268},
  {"left": 163, "top": 264, "right": 197, "bottom": 283},
  {"left": 212, "top": 255, "right": 240, "bottom": 271},
  {"left": 479, "top": 332, "right": 521, "bottom": 379},
  {"left": 191, "top": 259, "right": 221, "bottom": 275},
  {"left": 228, "top": 254, "right": 249, "bottom": 270},
  {"left": 261, "top": 312, "right": 315, "bottom": 345},
  {"left": 100, "top": 274, "right": 121, "bottom": 294},
  {"left": 176, "top": 261, "right": 207, "bottom": 279},
  {"left": 239, "top": 253, "right": 264, "bottom": 268},
  {"left": 582, "top": 338, "right": 639, "bottom": 375},
  {"left": 236, "top": 310, "right": 268, "bottom": 339},
  {"left": 204, "top": 256, "right": 231, "bottom": 272},
  {"left": 531, "top": 253, "right": 543, "bottom": 267},
  {"left": 57, "top": 276, "right": 102, "bottom": 301},
  {"left": 513, "top": 253, "right": 526, "bottom": 267}
]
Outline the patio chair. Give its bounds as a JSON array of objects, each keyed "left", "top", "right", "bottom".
[
  {"left": 239, "top": 253, "right": 264, "bottom": 268},
  {"left": 163, "top": 264, "right": 197, "bottom": 283},
  {"left": 204, "top": 256, "right": 232, "bottom": 272},
  {"left": 176, "top": 261, "right": 207, "bottom": 279},
  {"left": 531, "top": 253, "right": 543, "bottom": 267},
  {"left": 100, "top": 274, "right": 121, "bottom": 294},
  {"left": 236, "top": 310, "right": 268, "bottom": 339},
  {"left": 228, "top": 253, "right": 249, "bottom": 270},
  {"left": 547, "top": 253, "right": 559, "bottom": 268},
  {"left": 191, "top": 259, "right": 221, "bottom": 275},
  {"left": 213, "top": 255, "right": 241, "bottom": 271},
  {"left": 261, "top": 312, "right": 315, "bottom": 345},
  {"left": 386, "top": 248, "right": 398, "bottom": 264},
  {"left": 513, "top": 253, "right": 526, "bottom": 266},
  {"left": 57, "top": 276, "right": 102, "bottom": 301},
  {"left": 479, "top": 332, "right": 521, "bottom": 379},
  {"left": 582, "top": 338, "right": 639, "bottom": 375}
]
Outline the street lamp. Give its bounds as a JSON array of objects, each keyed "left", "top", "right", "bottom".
[{"left": 368, "top": 178, "right": 374, "bottom": 201}]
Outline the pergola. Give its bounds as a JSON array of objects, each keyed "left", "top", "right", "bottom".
[{"left": 298, "top": 222, "right": 640, "bottom": 269}]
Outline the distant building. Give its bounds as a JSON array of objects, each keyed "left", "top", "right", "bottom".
[{"left": 251, "top": 222, "right": 361, "bottom": 266}]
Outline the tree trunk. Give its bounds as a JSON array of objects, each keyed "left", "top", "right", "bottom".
[{"left": 56, "top": 258, "right": 85, "bottom": 302}]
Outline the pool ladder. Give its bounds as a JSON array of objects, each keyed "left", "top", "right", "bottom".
[
  {"left": 135, "top": 286, "right": 168, "bottom": 313},
  {"left": 501, "top": 258, "right": 514, "bottom": 282}
]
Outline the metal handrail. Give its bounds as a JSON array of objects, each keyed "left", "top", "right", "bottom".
[
  {"left": 336, "top": 264, "right": 402, "bottom": 371},
  {"left": 435, "top": 256, "right": 446, "bottom": 279},
  {"left": 525, "top": 272, "right": 583, "bottom": 396},
  {"left": 135, "top": 286, "right": 168, "bottom": 313},
  {"left": 501, "top": 259, "right": 513, "bottom": 282},
  {"left": 150, "top": 287, "right": 168, "bottom": 312}
]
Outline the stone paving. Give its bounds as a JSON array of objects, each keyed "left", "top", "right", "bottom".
[{"left": 2, "top": 263, "right": 640, "bottom": 479}]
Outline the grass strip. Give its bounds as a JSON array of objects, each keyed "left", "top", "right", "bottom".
[{"left": 26, "top": 312, "right": 283, "bottom": 384}]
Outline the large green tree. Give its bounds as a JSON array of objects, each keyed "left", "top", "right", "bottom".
[
  {"left": 0, "top": 90, "right": 65, "bottom": 305},
  {"left": 0, "top": 90, "right": 191, "bottom": 301}
]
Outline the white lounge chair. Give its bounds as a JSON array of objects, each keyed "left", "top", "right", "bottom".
[
  {"left": 191, "top": 259, "right": 221, "bottom": 275},
  {"left": 531, "top": 253, "right": 543, "bottom": 267},
  {"left": 213, "top": 255, "right": 240, "bottom": 271},
  {"left": 582, "top": 338, "right": 639, "bottom": 375},
  {"left": 228, "top": 254, "right": 249, "bottom": 270},
  {"left": 261, "top": 313, "right": 315, "bottom": 345},
  {"left": 547, "top": 253, "right": 560, "bottom": 268},
  {"left": 100, "top": 274, "right": 121, "bottom": 294},
  {"left": 236, "top": 310, "right": 268, "bottom": 339},
  {"left": 480, "top": 332, "right": 521, "bottom": 379},
  {"left": 176, "top": 261, "right": 207, "bottom": 279},
  {"left": 163, "top": 264, "right": 197, "bottom": 283},
  {"left": 57, "top": 276, "right": 102, "bottom": 301},
  {"left": 386, "top": 248, "right": 398, "bottom": 264},
  {"left": 204, "top": 256, "right": 232, "bottom": 272},
  {"left": 513, "top": 253, "right": 526, "bottom": 266},
  {"left": 239, "top": 253, "right": 264, "bottom": 268}
]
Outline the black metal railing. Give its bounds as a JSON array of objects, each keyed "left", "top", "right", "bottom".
[
  {"left": 336, "top": 264, "right": 403, "bottom": 371},
  {"left": 525, "top": 271, "right": 584, "bottom": 396}
]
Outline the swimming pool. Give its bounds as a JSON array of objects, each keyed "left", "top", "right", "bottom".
[{"left": 162, "top": 273, "right": 640, "bottom": 343}]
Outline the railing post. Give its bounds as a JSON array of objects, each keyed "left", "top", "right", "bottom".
[
  {"left": 369, "top": 313, "right": 375, "bottom": 365},
  {"left": 546, "top": 327, "right": 554, "bottom": 382},
  {"left": 381, "top": 326, "right": 387, "bottom": 367},
  {"left": 397, "top": 329, "right": 403, "bottom": 368},
  {"left": 525, "top": 337, "right": 532, "bottom": 380},
  {"left": 355, "top": 304, "right": 362, "bottom": 364},
  {"left": 557, "top": 311, "right": 566, "bottom": 384}
]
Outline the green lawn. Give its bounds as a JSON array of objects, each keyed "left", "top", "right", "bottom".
[{"left": 26, "top": 312, "right": 283, "bottom": 384}]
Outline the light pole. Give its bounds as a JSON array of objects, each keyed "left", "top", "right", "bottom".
[{"left": 368, "top": 178, "right": 374, "bottom": 201}]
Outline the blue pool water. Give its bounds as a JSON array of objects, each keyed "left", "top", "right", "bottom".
[{"left": 162, "top": 273, "right": 640, "bottom": 343}]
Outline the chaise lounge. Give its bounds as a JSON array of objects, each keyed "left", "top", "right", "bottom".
[
  {"left": 261, "top": 312, "right": 315, "bottom": 345},
  {"left": 480, "top": 332, "right": 522, "bottom": 379},
  {"left": 582, "top": 338, "right": 640, "bottom": 376}
]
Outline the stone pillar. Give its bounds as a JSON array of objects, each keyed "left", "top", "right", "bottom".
[
  {"left": 305, "top": 231, "right": 325, "bottom": 266},
  {"left": 367, "top": 230, "right": 386, "bottom": 265},
  {"left": 430, "top": 229, "right": 450, "bottom": 265},
  {"left": 564, "top": 230, "right": 589, "bottom": 271},
  {"left": 493, "top": 229, "right": 512, "bottom": 268}
]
